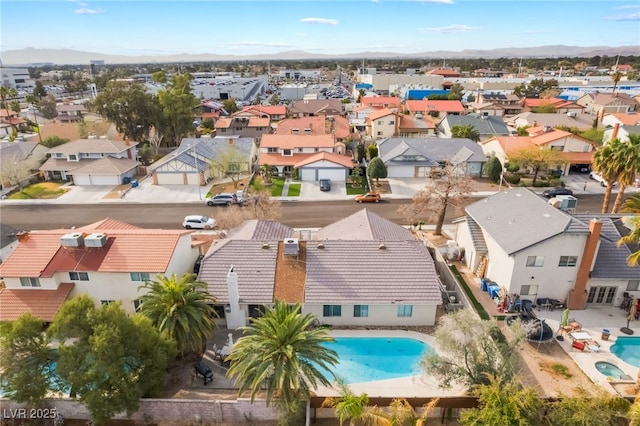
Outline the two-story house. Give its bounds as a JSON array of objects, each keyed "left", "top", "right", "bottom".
[
  {"left": 214, "top": 115, "right": 271, "bottom": 141},
  {"left": 56, "top": 103, "right": 89, "bottom": 123},
  {"left": 258, "top": 134, "right": 352, "bottom": 181},
  {"left": 39, "top": 137, "right": 139, "bottom": 185},
  {"left": 360, "top": 96, "right": 402, "bottom": 109},
  {"left": 404, "top": 99, "right": 465, "bottom": 118},
  {"left": 241, "top": 105, "right": 287, "bottom": 121},
  {"left": 455, "top": 188, "right": 640, "bottom": 310},
  {"left": 289, "top": 99, "right": 344, "bottom": 118},
  {"left": 576, "top": 93, "right": 638, "bottom": 116},
  {"left": 275, "top": 115, "right": 352, "bottom": 142},
  {"left": 0, "top": 218, "right": 201, "bottom": 321},
  {"left": 198, "top": 210, "right": 443, "bottom": 329},
  {"left": 367, "top": 108, "right": 398, "bottom": 139}
]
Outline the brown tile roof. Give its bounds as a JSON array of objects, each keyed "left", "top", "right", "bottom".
[
  {"left": 0, "top": 282, "right": 74, "bottom": 322},
  {"left": 273, "top": 240, "right": 306, "bottom": 304},
  {"left": 260, "top": 134, "right": 335, "bottom": 149},
  {"left": 294, "top": 151, "right": 354, "bottom": 169},
  {"left": 290, "top": 99, "right": 344, "bottom": 115},
  {"left": 69, "top": 157, "right": 139, "bottom": 175},
  {"left": 47, "top": 138, "right": 138, "bottom": 155},
  {"left": 608, "top": 113, "right": 640, "bottom": 126},
  {"left": 0, "top": 225, "right": 191, "bottom": 278},
  {"left": 276, "top": 116, "right": 326, "bottom": 135},
  {"left": 76, "top": 218, "right": 141, "bottom": 231},
  {"left": 317, "top": 209, "right": 414, "bottom": 241},
  {"left": 399, "top": 114, "right": 436, "bottom": 131}
]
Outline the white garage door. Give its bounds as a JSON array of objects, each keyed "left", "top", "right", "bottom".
[
  {"left": 387, "top": 166, "right": 414, "bottom": 178},
  {"left": 317, "top": 169, "right": 347, "bottom": 181},
  {"left": 90, "top": 175, "right": 120, "bottom": 186},
  {"left": 156, "top": 173, "right": 185, "bottom": 185},
  {"left": 72, "top": 175, "right": 91, "bottom": 186},
  {"left": 300, "top": 169, "right": 316, "bottom": 181}
]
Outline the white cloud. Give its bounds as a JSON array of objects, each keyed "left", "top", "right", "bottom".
[
  {"left": 299, "top": 17, "right": 339, "bottom": 25},
  {"left": 603, "top": 12, "right": 640, "bottom": 21},
  {"left": 226, "top": 41, "right": 292, "bottom": 48},
  {"left": 74, "top": 7, "right": 104, "bottom": 14},
  {"left": 417, "top": 24, "right": 479, "bottom": 33}
]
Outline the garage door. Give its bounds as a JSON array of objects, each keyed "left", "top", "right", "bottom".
[
  {"left": 156, "top": 173, "right": 185, "bottom": 185},
  {"left": 90, "top": 175, "right": 120, "bottom": 186},
  {"left": 317, "top": 169, "right": 347, "bottom": 181},
  {"left": 300, "top": 169, "right": 316, "bottom": 181}
]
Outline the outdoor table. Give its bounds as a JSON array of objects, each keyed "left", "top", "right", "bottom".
[{"left": 570, "top": 331, "right": 591, "bottom": 341}]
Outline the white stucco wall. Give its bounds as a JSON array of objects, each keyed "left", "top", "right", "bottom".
[
  {"left": 302, "top": 304, "right": 437, "bottom": 326},
  {"left": 4, "top": 276, "right": 57, "bottom": 290}
]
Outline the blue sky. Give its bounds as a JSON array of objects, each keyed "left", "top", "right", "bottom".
[{"left": 1, "top": 1, "right": 638, "bottom": 56}]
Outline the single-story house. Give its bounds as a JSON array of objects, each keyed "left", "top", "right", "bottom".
[{"left": 438, "top": 114, "right": 510, "bottom": 140}]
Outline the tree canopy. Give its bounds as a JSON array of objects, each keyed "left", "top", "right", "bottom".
[
  {"left": 451, "top": 124, "right": 480, "bottom": 142},
  {"left": 513, "top": 78, "right": 559, "bottom": 99},
  {"left": 367, "top": 156, "right": 387, "bottom": 185},
  {"left": 508, "top": 146, "right": 564, "bottom": 186}
]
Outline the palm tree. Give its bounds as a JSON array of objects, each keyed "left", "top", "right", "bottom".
[
  {"left": 137, "top": 272, "right": 216, "bottom": 357},
  {"left": 450, "top": 124, "right": 480, "bottom": 142},
  {"left": 321, "top": 379, "right": 390, "bottom": 426},
  {"left": 618, "top": 216, "right": 640, "bottom": 267},
  {"left": 592, "top": 138, "right": 625, "bottom": 213},
  {"left": 25, "top": 94, "right": 42, "bottom": 143},
  {"left": 611, "top": 134, "right": 640, "bottom": 213},
  {"left": 621, "top": 194, "right": 640, "bottom": 213},
  {"left": 226, "top": 301, "right": 338, "bottom": 420},
  {"left": 260, "top": 163, "right": 274, "bottom": 184},
  {"left": 0, "top": 86, "right": 19, "bottom": 134}
]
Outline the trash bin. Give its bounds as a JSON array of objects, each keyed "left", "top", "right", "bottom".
[
  {"left": 123, "top": 176, "right": 131, "bottom": 184},
  {"left": 481, "top": 279, "right": 488, "bottom": 292},
  {"left": 131, "top": 180, "right": 138, "bottom": 188},
  {"left": 601, "top": 329, "right": 610, "bottom": 340}
]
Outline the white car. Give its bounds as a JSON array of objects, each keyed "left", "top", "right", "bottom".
[
  {"left": 182, "top": 215, "right": 216, "bottom": 230},
  {"left": 589, "top": 172, "right": 618, "bottom": 187}
]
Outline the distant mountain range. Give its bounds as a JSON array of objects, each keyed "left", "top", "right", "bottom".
[{"left": 1, "top": 45, "right": 639, "bottom": 66}]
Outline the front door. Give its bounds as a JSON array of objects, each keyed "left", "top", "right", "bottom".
[{"left": 587, "top": 286, "right": 617, "bottom": 305}]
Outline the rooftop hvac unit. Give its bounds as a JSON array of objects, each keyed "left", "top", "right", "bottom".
[
  {"left": 84, "top": 233, "right": 108, "bottom": 247},
  {"left": 61, "top": 233, "right": 84, "bottom": 247},
  {"left": 283, "top": 238, "right": 299, "bottom": 256}
]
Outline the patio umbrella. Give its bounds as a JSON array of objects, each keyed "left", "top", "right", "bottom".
[
  {"left": 629, "top": 298, "right": 638, "bottom": 323},
  {"left": 561, "top": 308, "right": 570, "bottom": 328}
]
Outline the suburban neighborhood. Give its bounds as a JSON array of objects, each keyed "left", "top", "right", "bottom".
[{"left": 1, "top": 5, "right": 640, "bottom": 423}]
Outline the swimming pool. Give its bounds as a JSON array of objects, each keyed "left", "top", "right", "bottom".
[
  {"left": 594, "top": 361, "right": 626, "bottom": 379},
  {"left": 610, "top": 336, "right": 640, "bottom": 368},
  {"left": 320, "top": 337, "right": 430, "bottom": 384}
]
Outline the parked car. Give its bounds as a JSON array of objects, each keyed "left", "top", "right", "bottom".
[
  {"left": 542, "top": 187, "right": 574, "bottom": 198},
  {"left": 206, "top": 192, "right": 241, "bottom": 206},
  {"left": 182, "top": 215, "right": 216, "bottom": 230},
  {"left": 319, "top": 179, "right": 331, "bottom": 191},
  {"left": 354, "top": 192, "right": 381, "bottom": 203},
  {"left": 589, "top": 172, "right": 618, "bottom": 187}
]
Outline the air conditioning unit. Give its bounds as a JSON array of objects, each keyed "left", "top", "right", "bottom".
[
  {"left": 283, "top": 238, "right": 299, "bottom": 256},
  {"left": 61, "top": 233, "right": 84, "bottom": 247},
  {"left": 84, "top": 233, "right": 107, "bottom": 247}
]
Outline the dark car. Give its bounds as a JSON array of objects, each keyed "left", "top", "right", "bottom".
[
  {"left": 542, "top": 187, "right": 574, "bottom": 198},
  {"left": 319, "top": 179, "right": 331, "bottom": 191}
]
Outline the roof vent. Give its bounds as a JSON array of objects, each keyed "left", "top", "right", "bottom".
[
  {"left": 283, "top": 238, "right": 299, "bottom": 256},
  {"left": 262, "top": 242, "right": 270, "bottom": 249},
  {"left": 61, "top": 233, "right": 84, "bottom": 247},
  {"left": 317, "top": 242, "right": 325, "bottom": 250},
  {"left": 84, "top": 233, "right": 107, "bottom": 247},
  {"left": 378, "top": 242, "right": 386, "bottom": 250}
]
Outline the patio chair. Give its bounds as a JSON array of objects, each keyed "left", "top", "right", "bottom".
[
  {"left": 194, "top": 362, "right": 214, "bottom": 385},
  {"left": 212, "top": 344, "right": 222, "bottom": 361},
  {"left": 565, "top": 318, "right": 582, "bottom": 332}
]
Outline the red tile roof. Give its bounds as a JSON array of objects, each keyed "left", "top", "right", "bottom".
[
  {"left": 258, "top": 152, "right": 317, "bottom": 166},
  {"left": 523, "top": 98, "right": 564, "bottom": 108},
  {"left": 367, "top": 108, "right": 395, "bottom": 121},
  {"left": 260, "top": 134, "right": 335, "bottom": 149},
  {"left": 405, "top": 99, "right": 465, "bottom": 114},
  {"left": 294, "top": 152, "right": 354, "bottom": 168},
  {"left": 276, "top": 116, "right": 326, "bottom": 135},
  {"left": 242, "top": 105, "right": 287, "bottom": 116},
  {"left": 0, "top": 283, "right": 74, "bottom": 322},
  {"left": 360, "top": 96, "right": 401, "bottom": 107}
]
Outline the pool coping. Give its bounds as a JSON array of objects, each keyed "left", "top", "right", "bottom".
[{"left": 313, "top": 329, "right": 466, "bottom": 398}]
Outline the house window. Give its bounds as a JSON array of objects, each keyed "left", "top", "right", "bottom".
[
  {"left": 558, "top": 256, "right": 578, "bottom": 267},
  {"left": 19, "top": 277, "right": 41, "bottom": 287},
  {"left": 354, "top": 305, "right": 369, "bottom": 317},
  {"left": 520, "top": 284, "right": 539, "bottom": 296},
  {"left": 69, "top": 271, "right": 89, "bottom": 281},
  {"left": 133, "top": 299, "right": 143, "bottom": 312},
  {"left": 526, "top": 256, "right": 544, "bottom": 267},
  {"left": 101, "top": 300, "right": 115, "bottom": 305},
  {"left": 376, "top": 131, "right": 382, "bottom": 136},
  {"left": 627, "top": 280, "right": 640, "bottom": 291},
  {"left": 67, "top": 154, "right": 78, "bottom": 161},
  {"left": 292, "top": 128, "right": 299, "bottom": 134},
  {"left": 397, "top": 305, "right": 413, "bottom": 317},
  {"left": 267, "top": 147, "right": 278, "bottom": 153},
  {"left": 304, "top": 128, "right": 311, "bottom": 134},
  {"left": 323, "top": 305, "right": 342, "bottom": 317},
  {"left": 377, "top": 120, "right": 383, "bottom": 125},
  {"left": 130, "top": 272, "right": 150, "bottom": 282},
  {"left": 389, "top": 120, "right": 394, "bottom": 125},
  {"left": 283, "top": 149, "right": 292, "bottom": 156}
]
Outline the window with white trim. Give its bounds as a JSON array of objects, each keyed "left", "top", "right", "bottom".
[
  {"left": 323, "top": 305, "right": 342, "bottom": 317},
  {"left": 133, "top": 299, "right": 143, "bottom": 312},
  {"left": 520, "top": 284, "right": 539, "bottom": 296},
  {"left": 397, "top": 305, "right": 413, "bottom": 317},
  {"left": 69, "top": 271, "right": 89, "bottom": 281},
  {"left": 283, "top": 149, "right": 292, "bottom": 156},
  {"left": 353, "top": 305, "right": 368, "bottom": 317},
  {"left": 130, "top": 272, "right": 150, "bottom": 282},
  {"left": 20, "top": 277, "right": 41, "bottom": 287},
  {"left": 267, "top": 147, "right": 278, "bottom": 153},
  {"left": 526, "top": 256, "right": 544, "bottom": 267},
  {"left": 558, "top": 256, "right": 578, "bottom": 267},
  {"left": 627, "top": 280, "right": 640, "bottom": 291}
]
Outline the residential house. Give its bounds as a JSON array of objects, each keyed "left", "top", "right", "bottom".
[
  {"left": 360, "top": 96, "right": 402, "bottom": 109},
  {"left": 56, "top": 103, "right": 88, "bottom": 123},
  {"left": 195, "top": 100, "right": 227, "bottom": 123},
  {"left": 454, "top": 187, "right": 640, "bottom": 309},
  {"left": 377, "top": 137, "right": 487, "bottom": 178},
  {"left": 276, "top": 115, "right": 352, "bottom": 143},
  {"left": 404, "top": 99, "right": 465, "bottom": 118},
  {"left": 0, "top": 141, "right": 48, "bottom": 190},
  {"left": 521, "top": 98, "right": 584, "bottom": 115},
  {"left": 438, "top": 115, "right": 510, "bottom": 140},
  {"left": 508, "top": 112, "right": 595, "bottom": 132},
  {"left": 0, "top": 108, "right": 26, "bottom": 136},
  {"left": 351, "top": 104, "right": 384, "bottom": 134},
  {"left": 214, "top": 115, "right": 271, "bottom": 141},
  {"left": 576, "top": 92, "right": 638, "bottom": 116},
  {"left": 602, "top": 112, "right": 640, "bottom": 128},
  {"left": 241, "top": 105, "right": 287, "bottom": 121},
  {"left": 481, "top": 126, "right": 595, "bottom": 175},
  {"left": 39, "top": 137, "right": 139, "bottom": 185},
  {"left": 426, "top": 68, "right": 461, "bottom": 78},
  {"left": 289, "top": 99, "right": 344, "bottom": 118},
  {"left": 476, "top": 93, "right": 522, "bottom": 115},
  {"left": 465, "top": 101, "right": 505, "bottom": 117},
  {"left": 258, "top": 134, "right": 351, "bottom": 180},
  {"left": 149, "top": 136, "right": 257, "bottom": 185},
  {"left": 397, "top": 113, "right": 437, "bottom": 138},
  {"left": 198, "top": 210, "right": 443, "bottom": 329},
  {"left": 367, "top": 108, "right": 398, "bottom": 139},
  {"left": 0, "top": 218, "right": 200, "bottom": 321},
  {"left": 603, "top": 123, "right": 640, "bottom": 144}
]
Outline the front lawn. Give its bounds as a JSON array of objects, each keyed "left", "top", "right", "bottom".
[
  {"left": 287, "top": 183, "right": 301, "bottom": 196},
  {"left": 8, "top": 182, "right": 67, "bottom": 199},
  {"left": 345, "top": 176, "right": 370, "bottom": 195}
]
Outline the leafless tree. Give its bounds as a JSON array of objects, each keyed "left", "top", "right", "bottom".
[
  {"left": 397, "top": 163, "right": 473, "bottom": 235},
  {"left": 0, "top": 152, "right": 38, "bottom": 191}
]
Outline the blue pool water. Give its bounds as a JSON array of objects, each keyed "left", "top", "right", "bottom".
[
  {"left": 595, "top": 361, "right": 626, "bottom": 379},
  {"left": 610, "top": 337, "right": 640, "bottom": 368},
  {"left": 320, "top": 337, "right": 430, "bottom": 384}
]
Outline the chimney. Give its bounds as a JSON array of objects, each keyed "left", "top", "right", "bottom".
[
  {"left": 568, "top": 218, "right": 602, "bottom": 310},
  {"left": 226, "top": 266, "right": 246, "bottom": 329},
  {"left": 228, "top": 138, "right": 233, "bottom": 145},
  {"left": 16, "top": 230, "right": 29, "bottom": 242},
  {"left": 125, "top": 137, "right": 130, "bottom": 146},
  {"left": 611, "top": 123, "right": 620, "bottom": 140}
]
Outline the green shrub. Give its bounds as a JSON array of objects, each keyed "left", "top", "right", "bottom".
[{"left": 506, "top": 174, "right": 521, "bottom": 185}]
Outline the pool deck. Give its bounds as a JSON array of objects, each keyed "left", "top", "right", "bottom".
[{"left": 314, "top": 329, "right": 466, "bottom": 398}]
